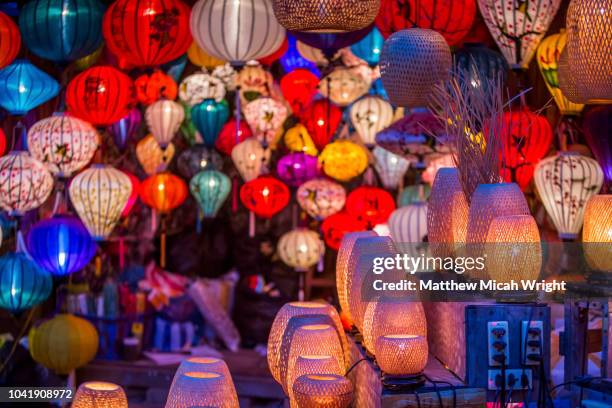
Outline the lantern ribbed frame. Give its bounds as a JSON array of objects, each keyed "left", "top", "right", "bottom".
[
  {"left": 0, "top": 59, "right": 60, "bottom": 115},
  {"left": 583, "top": 195, "right": 612, "bottom": 272},
  {"left": 170, "top": 358, "right": 236, "bottom": 399},
  {"left": 380, "top": 29, "right": 451, "bottom": 108},
  {"left": 362, "top": 300, "right": 427, "bottom": 354},
  {"left": 350, "top": 96, "right": 394, "bottom": 146},
  {"left": 0, "top": 151, "right": 53, "bottom": 215},
  {"left": 277, "top": 228, "right": 325, "bottom": 270},
  {"left": 192, "top": 99, "right": 230, "bottom": 148},
  {"left": 190, "top": 170, "right": 230, "bottom": 218},
  {"left": 373, "top": 147, "right": 410, "bottom": 190},
  {"left": 319, "top": 140, "right": 368, "bottom": 182},
  {"left": 231, "top": 138, "right": 271, "bottom": 182},
  {"left": 72, "top": 382, "right": 128, "bottom": 408},
  {"left": 179, "top": 73, "right": 226, "bottom": 106},
  {"left": 287, "top": 355, "right": 342, "bottom": 404},
  {"left": 534, "top": 153, "right": 604, "bottom": 240},
  {"left": 297, "top": 179, "right": 346, "bottom": 220},
  {"left": 145, "top": 99, "right": 185, "bottom": 148},
  {"left": 319, "top": 67, "right": 370, "bottom": 107},
  {"left": 136, "top": 135, "right": 175, "bottom": 176},
  {"left": 292, "top": 374, "right": 353, "bottom": 408},
  {"left": 388, "top": 202, "right": 428, "bottom": 258},
  {"left": 140, "top": 172, "right": 188, "bottom": 214},
  {"left": 375, "top": 334, "right": 428, "bottom": 376},
  {"left": 485, "top": 215, "right": 542, "bottom": 282},
  {"left": 165, "top": 372, "right": 239, "bottom": 408},
  {"left": 0, "top": 252, "right": 52, "bottom": 312},
  {"left": 0, "top": 12, "right": 20, "bottom": 69}
]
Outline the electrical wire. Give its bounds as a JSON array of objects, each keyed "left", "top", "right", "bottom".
[
  {"left": 422, "top": 373, "right": 443, "bottom": 408},
  {"left": 344, "top": 358, "right": 367, "bottom": 377}
]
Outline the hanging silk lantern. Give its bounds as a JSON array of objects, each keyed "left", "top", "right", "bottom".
[
  {"left": 276, "top": 153, "right": 320, "bottom": 187},
  {"left": 140, "top": 172, "right": 187, "bottom": 214},
  {"left": 303, "top": 99, "right": 342, "bottom": 150},
  {"left": 499, "top": 109, "right": 553, "bottom": 191},
  {"left": 583, "top": 195, "right": 612, "bottom": 272},
  {"left": 583, "top": 106, "right": 612, "bottom": 186},
  {"left": 319, "top": 140, "right": 368, "bottom": 182},
  {"left": 187, "top": 42, "right": 226, "bottom": 70},
  {"left": 27, "top": 215, "right": 96, "bottom": 277},
  {"left": 350, "top": 95, "right": 394, "bottom": 146},
  {"left": 0, "top": 12, "right": 20, "bottom": 69},
  {"left": 454, "top": 42, "right": 508, "bottom": 92},
  {"left": 69, "top": 165, "right": 132, "bottom": 240},
  {"left": 231, "top": 138, "right": 271, "bottom": 182},
  {"left": 192, "top": 99, "right": 230, "bottom": 148},
  {"left": 66, "top": 65, "right": 134, "bottom": 126},
  {"left": 272, "top": 0, "right": 379, "bottom": 32},
  {"left": 177, "top": 145, "right": 223, "bottom": 179},
  {"left": 534, "top": 152, "right": 604, "bottom": 240},
  {"left": 179, "top": 73, "right": 226, "bottom": 106},
  {"left": 388, "top": 202, "right": 428, "bottom": 257},
  {"left": 145, "top": 99, "right": 184, "bottom": 148},
  {"left": 259, "top": 36, "right": 289, "bottom": 66},
  {"left": 292, "top": 26, "right": 372, "bottom": 59},
  {"left": 478, "top": 0, "right": 561, "bottom": 69},
  {"left": 27, "top": 114, "right": 99, "bottom": 177},
  {"left": 0, "top": 128, "right": 5, "bottom": 157},
  {"left": 244, "top": 97, "right": 288, "bottom": 147},
  {"left": 380, "top": 29, "right": 451, "bottom": 108},
  {"left": 320, "top": 212, "right": 367, "bottom": 250},
  {"left": 278, "top": 228, "right": 324, "bottom": 270},
  {"left": 373, "top": 147, "right": 410, "bottom": 190},
  {"left": 136, "top": 135, "right": 175, "bottom": 176},
  {"left": 135, "top": 71, "right": 178, "bottom": 105},
  {"left": 0, "top": 252, "right": 52, "bottom": 312},
  {"left": 0, "top": 151, "right": 53, "bottom": 215},
  {"left": 103, "top": 0, "right": 191, "bottom": 67},
  {"left": 29, "top": 314, "right": 98, "bottom": 375},
  {"left": 398, "top": 184, "right": 431, "bottom": 207},
  {"left": 120, "top": 170, "right": 140, "bottom": 218},
  {"left": 350, "top": 27, "right": 384, "bottom": 66},
  {"left": 296, "top": 178, "right": 346, "bottom": 220},
  {"left": 19, "top": 0, "right": 104, "bottom": 62},
  {"left": 107, "top": 108, "right": 141, "bottom": 151},
  {"left": 280, "top": 69, "right": 319, "bottom": 116},
  {"left": 73, "top": 382, "right": 128, "bottom": 408},
  {"left": 346, "top": 186, "right": 396, "bottom": 228},
  {"left": 536, "top": 32, "right": 584, "bottom": 116},
  {"left": 0, "top": 60, "right": 59, "bottom": 115},
  {"left": 190, "top": 170, "right": 231, "bottom": 218},
  {"left": 284, "top": 124, "right": 318, "bottom": 156},
  {"left": 190, "top": 0, "right": 285, "bottom": 66},
  {"left": 240, "top": 175, "right": 290, "bottom": 218},
  {"left": 215, "top": 120, "right": 253, "bottom": 156},
  {"left": 280, "top": 34, "right": 320, "bottom": 75},
  {"left": 236, "top": 63, "right": 273, "bottom": 103},
  {"left": 319, "top": 67, "right": 370, "bottom": 107}
]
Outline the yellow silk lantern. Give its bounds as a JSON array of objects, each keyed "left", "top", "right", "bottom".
[
  {"left": 136, "top": 135, "right": 176, "bottom": 176},
  {"left": 583, "top": 195, "right": 612, "bottom": 272},
  {"left": 293, "top": 374, "right": 354, "bottom": 408},
  {"left": 187, "top": 42, "right": 226, "bottom": 70},
  {"left": 29, "top": 314, "right": 98, "bottom": 375},
  {"left": 284, "top": 124, "right": 318, "bottom": 156},
  {"left": 375, "top": 335, "right": 428, "bottom": 376},
  {"left": 319, "top": 140, "right": 368, "bottom": 182},
  {"left": 277, "top": 228, "right": 325, "bottom": 271},
  {"left": 72, "top": 382, "right": 128, "bottom": 408}
]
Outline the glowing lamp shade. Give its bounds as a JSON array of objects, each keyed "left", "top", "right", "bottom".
[
  {"left": 351, "top": 27, "right": 384, "bottom": 66},
  {"left": 244, "top": 97, "right": 288, "bottom": 147},
  {"left": 136, "top": 135, "right": 175, "bottom": 176},
  {"left": 319, "top": 67, "right": 370, "bottom": 107},
  {"left": 107, "top": 108, "right": 141, "bottom": 151},
  {"left": 216, "top": 120, "right": 252, "bottom": 156},
  {"left": 72, "top": 382, "right": 128, "bottom": 408},
  {"left": 321, "top": 212, "right": 367, "bottom": 251},
  {"left": 0, "top": 12, "right": 20, "bottom": 69},
  {"left": 179, "top": 73, "right": 226, "bottom": 106},
  {"left": 0, "top": 252, "right": 52, "bottom": 313},
  {"left": 280, "top": 69, "right": 320, "bottom": 116},
  {"left": 292, "top": 374, "right": 353, "bottom": 408},
  {"left": 278, "top": 228, "right": 325, "bottom": 270},
  {"left": 379, "top": 29, "right": 451, "bottom": 108},
  {"left": 121, "top": 170, "right": 140, "bottom": 218},
  {"left": 303, "top": 99, "right": 342, "bottom": 150},
  {"left": 297, "top": 179, "right": 346, "bottom": 220},
  {"left": 583, "top": 195, "right": 612, "bottom": 272},
  {"left": 284, "top": 124, "right": 318, "bottom": 156},
  {"left": 29, "top": 314, "right": 98, "bottom": 375},
  {"left": 346, "top": 186, "right": 396, "bottom": 228},
  {"left": 277, "top": 153, "right": 320, "bottom": 187},
  {"left": 190, "top": 170, "right": 231, "bottom": 218},
  {"left": 534, "top": 153, "right": 604, "bottom": 240},
  {"left": 192, "top": 99, "right": 229, "bottom": 148},
  {"left": 170, "top": 358, "right": 237, "bottom": 405},
  {"left": 375, "top": 334, "right": 428, "bottom": 375},
  {"left": 0, "top": 60, "right": 60, "bottom": 115},
  {"left": 145, "top": 99, "right": 185, "bottom": 148},
  {"left": 165, "top": 372, "right": 239, "bottom": 408},
  {"left": 140, "top": 172, "right": 187, "bottom": 214},
  {"left": 27, "top": 114, "right": 99, "bottom": 177},
  {"left": 583, "top": 106, "right": 612, "bottom": 186},
  {"left": 350, "top": 96, "right": 394, "bottom": 147},
  {"left": 373, "top": 147, "right": 410, "bottom": 190},
  {"left": 388, "top": 202, "right": 428, "bottom": 256},
  {"left": 27, "top": 215, "right": 96, "bottom": 277},
  {"left": 231, "top": 138, "right": 270, "bottom": 182},
  {"left": 240, "top": 175, "right": 290, "bottom": 218},
  {"left": 187, "top": 42, "right": 226, "bottom": 70},
  {"left": 319, "top": 140, "right": 368, "bottom": 182},
  {"left": 135, "top": 71, "right": 178, "bottom": 105},
  {"left": 287, "top": 355, "right": 342, "bottom": 404},
  {"left": 69, "top": 165, "right": 133, "bottom": 240}
]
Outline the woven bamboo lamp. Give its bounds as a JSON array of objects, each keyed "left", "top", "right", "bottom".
[
  {"left": 165, "top": 372, "right": 239, "bottom": 408},
  {"left": 72, "top": 382, "right": 128, "bottom": 408},
  {"left": 293, "top": 374, "right": 353, "bottom": 408},
  {"left": 171, "top": 357, "right": 234, "bottom": 394},
  {"left": 375, "top": 335, "right": 428, "bottom": 378},
  {"left": 287, "top": 355, "right": 342, "bottom": 403},
  {"left": 380, "top": 28, "right": 451, "bottom": 108},
  {"left": 583, "top": 195, "right": 612, "bottom": 272},
  {"left": 557, "top": 49, "right": 586, "bottom": 104}
]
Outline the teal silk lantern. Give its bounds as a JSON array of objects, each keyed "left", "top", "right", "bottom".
[
  {"left": 0, "top": 252, "right": 52, "bottom": 313},
  {"left": 350, "top": 27, "right": 384, "bottom": 66},
  {"left": 191, "top": 99, "right": 230, "bottom": 148},
  {"left": 19, "top": 0, "right": 105, "bottom": 62},
  {"left": 190, "top": 170, "right": 231, "bottom": 218},
  {"left": 0, "top": 60, "right": 59, "bottom": 115}
]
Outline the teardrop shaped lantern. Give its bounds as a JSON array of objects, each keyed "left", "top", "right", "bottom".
[
  {"left": 351, "top": 27, "right": 385, "bottom": 66},
  {"left": 244, "top": 97, "right": 288, "bottom": 147},
  {"left": 177, "top": 145, "right": 223, "bottom": 179},
  {"left": 69, "top": 165, "right": 132, "bottom": 240},
  {"left": 103, "top": 0, "right": 192, "bottom": 67},
  {"left": 278, "top": 229, "right": 325, "bottom": 276},
  {"left": 0, "top": 252, "right": 52, "bottom": 312},
  {"left": 107, "top": 108, "right": 141, "bottom": 151},
  {"left": 231, "top": 138, "right": 271, "bottom": 182},
  {"left": 135, "top": 71, "right": 178, "bottom": 105},
  {"left": 0, "top": 12, "right": 21, "bottom": 69},
  {"left": 350, "top": 95, "right": 394, "bottom": 147},
  {"left": 321, "top": 212, "right": 367, "bottom": 250},
  {"left": 297, "top": 179, "right": 346, "bottom": 220},
  {"left": 240, "top": 175, "right": 290, "bottom": 218},
  {"left": 136, "top": 135, "right": 176, "bottom": 176},
  {"left": 276, "top": 153, "right": 320, "bottom": 187},
  {"left": 216, "top": 120, "right": 253, "bottom": 156},
  {"left": 534, "top": 152, "right": 604, "bottom": 240},
  {"left": 0, "top": 60, "right": 60, "bottom": 115},
  {"left": 454, "top": 42, "right": 509, "bottom": 92},
  {"left": 319, "top": 67, "right": 370, "bottom": 107},
  {"left": 145, "top": 99, "right": 185, "bottom": 148},
  {"left": 192, "top": 99, "right": 230, "bottom": 148},
  {"left": 373, "top": 146, "right": 410, "bottom": 190},
  {"left": 319, "top": 140, "right": 368, "bottom": 182},
  {"left": 280, "top": 69, "right": 320, "bottom": 116},
  {"left": 303, "top": 99, "right": 342, "bottom": 150},
  {"left": 284, "top": 124, "right": 318, "bottom": 156},
  {"left": 140, "top": 172, "right": 188, "bottom": 214},
  {"left": 190, "top": 170, "right": 231, "bottom": 218},
  {"left": 346, "top": 186, "right": 396, "bottom": 228},
  {"left": 27, "top": 114, "right": 99, "bottom": 177},
  {"left": 179, "top": 73, "right": 226, "bottom": 106},
  {"left": 583, "top": 106, "right": 612, "bottom": 187}
]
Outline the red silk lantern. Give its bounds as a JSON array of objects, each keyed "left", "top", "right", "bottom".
[
  {"left": 215, "top": 120, "right": 253, "bottom": 156},
  {"left": 280, "top": 69, "right": 319, "bottom": 116},
  {"left": 103, "top": 0, "right": 192, "bottom": 68},
  {"left": 0, "top": 128, "right": 6, "bottom": 157},
  {"left": 135, "top": 70, "right": 178, "bottom": 105},
  {"left": 139, "top": 172, "right": 187, "bottom": 213},
  {"left": 303, "top": 99, "right": 342, "bottom": 150},
  {"left": 0, "top": 12, "right": 20, "bottom": 69},
  {"left": 321, "top": 212, "right": 367, "bottom": 250},
  {"left": 375, "top": 0, "right": 476, "bottom": 46},
  {"left": 240, "top": 175, "right": 290, "bottom": 218},
  {"left": 499, "top": 109, "right": 553, "bottom": 191},
  {"left": 346, "top": 186, "right": 396, "bottom": 228},
  {"left": 66, "top": 66, "right": 135, "bottom": 126},
  {"left": 121, "top": 170, "right": 140, "bottom": 218},
  {"left": 259, "top": 36, "right": 289, "bottom": 66}
]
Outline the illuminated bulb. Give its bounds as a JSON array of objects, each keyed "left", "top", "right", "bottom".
[
  {"left": 317, "top": 119, "right": 325, "bottom": 126},
  {"left": 262, "top": 187, "right": 270, "bottom": 196}
]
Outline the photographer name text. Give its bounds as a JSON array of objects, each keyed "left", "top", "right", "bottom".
[{"left": 373, "top": 279, "right": 567, "bottom": 293}]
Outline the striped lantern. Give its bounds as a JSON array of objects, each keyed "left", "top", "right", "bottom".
[
  {"left": 534, "top": 152, "right": 604, "bottom": 240},
  {"left": 0, "top": 252, "right": 52, "bottom": 313},
  {"left": 0, "top": 151, "right": 53, "bottom": 215},
  {"left": 454, "top": 42, "right": 508, "bottom": 92},
  {"left": 373, "top": 146, "right": 410, "bottom": 190},
  {"left": 244, "top": 97, "right": 288, "bottom": 147},
  {"left": 296, "top": 178, "right": 346, "bottom": 220},
  {"left": 0, "top": 12, "right": 20, "bottom": 69},
  {"left": 135, "top": 135, "right": 176, "bottom": 176},
  {"left": 190, "top": 0, "right": 285, "bottom": 67},
  {"left": 350, "top": 95, "right": 394, "bottom": 147},
  {"left": 388, "top": 202, "right": 428, "bottom": 257},
  {"left": 277, "top": 228, "right": 325, "bottom": 270},
  {"left": 192, "top": 99, "right": 230, "bottom": 148},
  {"left": 319, "top": 67, "right": 370, "bottom": 107},
  {"left": 0, "top": 60, "right": 60, "bottom": 115},
  {"left": 27, "top": 114, "right": 99, "bottom": 177},
  {"left": 231, "top": 138, "right": 271, "bottom": 182},
  {"left": 190, "top": 170, "right": 231, "bottom": 218},
  {"left": 477, "top": 0, "right": 561, "bottom": 69},
  {"left": 145, "top": 99, "right": 184, "bottom": 148},
  {"left": 69, "top": 165, "right": 132, "bottom": 240}
]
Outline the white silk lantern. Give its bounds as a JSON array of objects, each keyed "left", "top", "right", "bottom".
[
  {"left": 350, "top": 96, "right": 394, "bottom": 147},
  {"left": 145, "top": 99, "right": 185, "bottom": 148},
  {"left": 0, "top": 151, "right": 53, "bottom": 215},
  {"left": 231, "top": 137, "right": 271, "bottom": 182}
]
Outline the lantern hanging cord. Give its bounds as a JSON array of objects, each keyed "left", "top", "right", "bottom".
[{"left": 0, "top": 307, "right": 35, "bottom": 375}]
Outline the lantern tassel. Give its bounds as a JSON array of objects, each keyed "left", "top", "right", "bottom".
[
  {"left": 232, "top": 176, "right": 238, "bottom": 213},
  {"left": 95, "top": 255, "right": 102, "bottom": 277},
  {"left": 249, "top": 211, "right": 255, "bottom": 237},
  {"left": 196, "top": 208, "right": 203, "bottom": 234},
  {"left": 298, "top": 271, "right": 305, "bottom": 301},
  {"left": 160, "top": 217, "right": 167, "bottom": 269}
]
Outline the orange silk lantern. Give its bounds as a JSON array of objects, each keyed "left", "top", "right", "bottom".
[
  {"left": 240, "top": 175, "right": 290, "bottom": 218},
  {"left": 0, "top": 12, "right": 20, "bottom": 69},
  {"left": 280, "top": 69, "right": 319, "bottom": 116},
  {"left": 135, "top": 71, "right": 178, "bottom": 105},
  {"left": 303, "top": 99, "right": 342, "bottom": 150},
  {"left": 346, "top": 186, "right": 396, "bottom": 228}
]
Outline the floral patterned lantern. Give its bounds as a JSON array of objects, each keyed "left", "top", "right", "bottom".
[
  {"left": 136, "top": 135, "right": 176, "bottom": 176},
  {"left": 177, "top": 145, "right": 223, "bottom": 179},
  {"left": 319, "top": 140, "right": 368, "bottom": 182},
  {"left": 373, "top": 147, "right": 410, "bottom": 190},
  {"left": 244, "top": 97, "right": 288, "bottom": 147},
  {"left": 236, "top": 63, "right": 274, "bottom": 102},
  {"left": 179, "top": 73, "right": 226, "bottom": 106},
  {"left": 303, "top": 99, "right": 342, "bottom": 150},
  {"left": 216, "top": 120, "right": 253, "bottom": 156},
  {"left": 284, "top": 124, "right": 318, "bottom": 156},
  {"left": 350, "top": 95, "right": 394, "bottom": 147},
  {"left": 190, "top": 170, "right": 231, "bottom": 218},
  {"left": 240, "top": 175, "right": 290, "bottom": 218},
  {"left": 0, "top": 60, "right": 60, "bottom": 115},
  {"left": 231, "top": 138, "right": 271, "bottom": 182},
  {"left": 107, "top": 108, "right": 141, "bottom": 151},
  {"left": 0, "top": 12, "right": 20, "bottom": 69},
  {"left": 346, "top": 186, "right": 396, "bottom": 228},
  {"left": 297, "top": 179, "right": 346, "bottom": 220},
  {"left": 0, "top": 151, "right": 53, "bottom": 215},
  {"left": 0, "top": 252, "right": 52, "bottom": 313},
  {"left": 319, "top": 67, "right": 370, "bottom": 107},
  {"left": 145, "top": 99, "right": 184, "bottom": 148},
  {"left": 278, "top": 228, "right": 324, "bottom": 270},
  {"left": 280, "top": 69, "right": 319, "bottom": 116},
  {"left": 320, "top": 212, "right": 367, "bottom": 250},
  {"left": 135, "top": 71, "right": 178, "bottom": 105},
  {"left": 276, "top": 153, "right": 320, "bottom": 187}
]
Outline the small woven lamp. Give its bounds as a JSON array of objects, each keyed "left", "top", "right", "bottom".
[
  {"left": 171, "top": 357, "right": 235, "bottom": 394},
  {"left": 165, "top": 372, "right": 239, "bottom": 408},
  {"left": 72, "top": 382, "right": 128, "bottom": 408},
  {"left": 375, "top": 335, "right": 428, "bottom": 383},
  {"left": 582, "top": 195, "right": 612, "bottom": 272},
  {"left": 287, "top": 355, "right": 342, "bottom": 403},
  {"left": 292, "top": 374, "right": 354, "bottom": 408}
]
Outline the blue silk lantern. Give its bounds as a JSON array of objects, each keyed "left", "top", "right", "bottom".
[
  {"left": 0, "top": 252, "right": 52, "bottom": 312},
  {"left": 351, "top": 27, "right": 384, "bottom": 66},
  {"left": 280, "top": 34, "right": 320, "bottom": 76},
  {"left": 107, "top": 108, "right": 142, "bottom": 151},
  {"left": 0, "top": 60, "right": 59, "bottom": 115},
  {"left": 27, "top": 215, "right": 96, "bottom": 277},
  {"left": 161, "top": 54, "right": 188, "bottom": 84},
  {"left": 370, "top": 78, "right": 389, "bottom": 101},
  {"left": 19, "top": 0, "right": 105, "bottom": 62},
  {"left": 454, "top": 43, "right": 509, "bottom": 91},
  {"left": 189, "top": 170, "right": 231, "bottom": 218},
  {"left": 191, "top": 99, "right": 230, "bottom": 148}
]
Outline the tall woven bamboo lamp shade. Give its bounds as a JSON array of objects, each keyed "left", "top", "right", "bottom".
[
  {"left": 287, "top": 355, "right": 343, "bottom": 404},
  {"left": 72, "top": 382, "right": 128, "bottom": 408},
  {"left": 170, "top": 357, "right": 235, "bottom": 395},
  {"left": 165, "top": 372, "right": 239, "bottom": 408},
  {"left": 375, "top": 335, "right": 428, "bottom": 376},
  {"left": 557, "top": 49, "right": 586, "bottom": 104},
  {"left": 292, "top": 374, "right": 354, "bottom": 408},
  {"left": 379, "top": 28, "right": 451, "bottom": 108},
  {"left": 583, "top": 195, "right": 612, "bottom": 272}
]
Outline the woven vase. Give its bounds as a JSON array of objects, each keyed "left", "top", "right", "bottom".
[
  {"left": 287, "top": 355, "right": 342, "bottom": 403},
  {"left": 72, "top": 382, "right": 128, "bottom": 408},
  {"left": 170, "top": 357, "right": 234, "bottom": 395},
  {"left": 375, "top": 335, "right": 428, "bottom": 376},
  {"left": 165, "top": 372, "right": 239, "bottom": 408},
  {"left": 292, "top": 374, "right": 353, "bottom": 408},
  {"left": 583, "top": 195, "right": 612, "bottom": 272}
]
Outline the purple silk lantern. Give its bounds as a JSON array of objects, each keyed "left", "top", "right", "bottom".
[
  {"left": 583, "top": 106, "right": 612, "bottom": 189},
  {"left": 276, "top": 152, "right": 320, "bottom": 187},
  {"left": 291, "top": 25, "right": 373, "bottom": 59},
  {"left": 107, "top": 108, "right": 141, "bottom": 150}
]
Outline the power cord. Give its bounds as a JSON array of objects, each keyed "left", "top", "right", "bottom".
[{"left": 344, "top": 358, "right": 367, "bottom": 377}]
